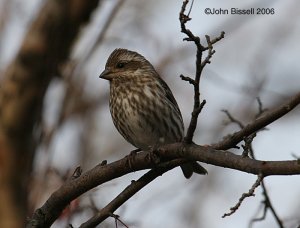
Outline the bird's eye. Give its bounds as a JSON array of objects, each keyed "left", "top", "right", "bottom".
[{"left": 116, "top": 62, "right": 125, "bottom": 68}]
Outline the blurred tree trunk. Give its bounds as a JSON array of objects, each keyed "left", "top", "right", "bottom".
[{"left": 0, "top": 0, "right": 100, "bottom": 227}]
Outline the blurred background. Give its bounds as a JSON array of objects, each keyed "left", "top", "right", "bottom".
[{"left": 1, "top": 0, "right": 299, "bottom": 227}]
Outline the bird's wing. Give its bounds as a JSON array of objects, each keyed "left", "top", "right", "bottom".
[{"left": 156, "top": 75, "right": 182, "bottom": 116}]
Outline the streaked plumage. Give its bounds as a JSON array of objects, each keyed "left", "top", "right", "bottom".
[{"left": 100, "top": 48, "right": 206, "bottom": 178}]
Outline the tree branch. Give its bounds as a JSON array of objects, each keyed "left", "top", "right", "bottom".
[
  {"left": 213, "top": 91, "right": 300, "bottom": 150},
  {"left": 79, "top": 159, "right": 183, "bottom": 228},
  {"left": 222, "top": 174, "right": 263, "bottom": 218},
  {"left": 220, "top": 99, "right": 285, "bottom": 226},
  {"left": 179, "top": 0, "right": 225, "bottom": 143},
  {"left": 260, "top": 181, "right": 284, "bottom": 228},
  {"left": 27, "top": 141, "right": 300, "bottom": 227}
]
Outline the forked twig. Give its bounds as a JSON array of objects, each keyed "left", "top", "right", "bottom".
[{"left": 179, "top": 0, "right": 225, "bottom": 143}]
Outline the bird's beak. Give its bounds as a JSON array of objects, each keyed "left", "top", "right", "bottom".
[{"left": 99, "top": 69, "right": 113, "bottom": 81}]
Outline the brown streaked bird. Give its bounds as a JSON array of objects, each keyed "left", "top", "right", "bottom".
[{"left": 100, "top": 48, "right": 207, "bottom": 178}]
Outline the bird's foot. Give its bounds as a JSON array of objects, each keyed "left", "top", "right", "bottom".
[
  {"left": 147, "top": 145, "right": 161, "bottom": 165},
  {"left": 127, "top": 148, "right": 142, "bottom": 171}
]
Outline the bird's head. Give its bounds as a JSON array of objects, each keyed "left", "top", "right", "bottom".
[{"left": 99, "top": 48, "right": 155, "bottom": 82}]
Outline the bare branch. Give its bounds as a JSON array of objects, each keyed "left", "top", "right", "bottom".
[
  {"left": 260, "top": 182, "right": 284, "bottom": 228},
  {"left": 222, "top": 174, "right": 263, "bottom": 218},
  {"left": 179, "top": 0, "right": 225, "bottom": 143},
  {"left": 27, "top": 141, "right": 300, "bottom": 227},
  {"left": 249, "top": 100, "right": 284, "bottom": 228},
  {"left": 241, "top": 133, "right": 256, "bottom": 158},
  {"left": 79, "top": 159, "right": 183, "bottom": 228},
  {"left": 222, "top": 109, "right": 245, "bottom": 129},
  {"left": 180, "top": 74, "right": 195, "bottom": 85},
  {"left": 248, "top": 171, "right": 284, "bottom": 228},
  {"left": 249, "top": 204, "right": 268, "bottom": 228},
  {"left": 222, "top": 99, "right": 284, "bottom": 226},
  {"left": 110, "top": 213, "right": 130, "bottom": 228},
  {"left": 213, "top": 91, "right": 300, "bottom": 150},
  {"left": 255, "top": 97, "right": 268, "bottom": 118}
]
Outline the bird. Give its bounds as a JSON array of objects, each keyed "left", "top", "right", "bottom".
[{"left": 99, "top": 48, "right": 207, "bottom": 178}]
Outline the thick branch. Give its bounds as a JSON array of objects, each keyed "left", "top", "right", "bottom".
[
  {"left": 27, "top": 152, "right": 173, "bottom": 227},
  {"left": 159, "top": 143, "right": 300, "bottom": 176},
  {"left": 28, "top": 143, "right": 300, "bottom": 227}
]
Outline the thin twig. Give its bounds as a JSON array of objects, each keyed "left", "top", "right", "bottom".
[
  {"left": 109, "top": 213, "right": 130, "bottom": 228},
  {"left": 249, "top": 99, "right": 284, "bottom": 228},
  {"left": 222, "top": 174, "right": 263, "bottom": 218},
  {"left": 248, "top": 182, "right": 284, "bottom": 228},
  {"left": 187, "top": 0, "right": 194, "bottom": 17},
  {"left": 241, "top": 133, "right": 256, "bottom": 158},
  {"left": 255, "top": 97, "right": 268, "bottom": 118},
  {"left": 261, "top": 182, "right": 284, "bottom": 228},
  {"left": 202, "top": 31, "right": 225, "bottom": 51},
  {"left": 179, "top": 0, "right": 225, "bottom": 143},
  {"left": 222, "top": 109, "right": 245, "bottom": 129},
  {"left": 180, "top": 74, "right": 195, "bottom": 85},
  {"left": 248, "top": 203, "right": 267, "bottom": 228}
]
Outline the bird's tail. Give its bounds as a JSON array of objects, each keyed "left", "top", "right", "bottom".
[{"left": 181, "top": 162, "right": 207, "bottom": 179}]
